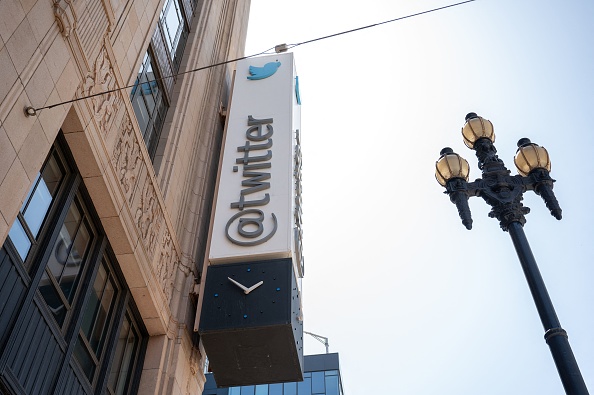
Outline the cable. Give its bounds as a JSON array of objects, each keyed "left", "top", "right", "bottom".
[
  {"left": 26, "top": 0, "right": 477, "bottom": 114},
  {"left": 28, "top": 45, "right": 277, "bottom": 114},
  {"left": 286, "top": 0, "right": 476, "bottom": 50}
]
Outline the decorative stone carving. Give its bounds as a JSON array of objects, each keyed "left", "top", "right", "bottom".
[
  {"left": 156, "top": 230, "right": 176, "bottom": 301},
  {"left": 80, "top": 45, "right": 122, "bottom": 137},
  {"left": 135, "top": 177, "right": 163, "bottom": 256},
  {"left": 112, "top": 116, "right": 142, "bottom": 203},
  {"left": 189, "top": 346, "right": 201, "bottom": 376},
  {"left": 53, "top": 0, "right": 77, "bottom": 37}
]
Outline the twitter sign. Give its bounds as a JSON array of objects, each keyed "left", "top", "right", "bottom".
[
  {"left": 247, "top": 61, "right": 281, "bottom": 80},
  {"left": 209, "top": 53, "right": 302, "bottom": 274}
]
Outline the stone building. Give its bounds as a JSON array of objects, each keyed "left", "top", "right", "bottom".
[{"left": 0, "top": 0, "right": 250, "bottom": 393}]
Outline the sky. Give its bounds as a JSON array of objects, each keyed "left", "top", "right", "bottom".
[{"left": 244, "top": 1, "right": 594, "bottom": 394}]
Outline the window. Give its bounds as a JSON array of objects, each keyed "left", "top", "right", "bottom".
[
  {"left": 160, "top": 0, "right": 185, "bottom": 59},
  {"left": 269, "top": 384, "right": 283, "bottom": 395},
  {"left": 131, "top": 51, "right": 168, "bottom": 159},
  {"left": 38, "top": 194, "right": 96, "bottom": 327},
  {"left": 283, "top": 382, "right": 297, "bottom": 395},
  {"left": 107, "top": 310, "right": 142, "bottom": 394},
  {"left": 311, "top": 372, "right": 325, "bottom": 394},
  {"left": 130, "top": 0, "right": 192, "bottom": 161},
  {"left": 240, "top": 386, "right": 255, "bottom": 395},
  {"left": 73, "top": 257, "right": 119, "bottom": 383},
  {"left": 255, "top": 385, "right": 269, "bottom": 395},
  {"left": 5, "top": 137, "right": 146, "bottom": 394},
  {"left": 8, "top": 147, "right": 68, "bottom": 262}
]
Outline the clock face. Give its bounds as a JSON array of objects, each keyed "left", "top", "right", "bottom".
[
  {"left": 199, "top": 258, "right": 304, "bottom": 386},
  {"left": 199, "top": 258, "right": 300, "bottom": 331}
]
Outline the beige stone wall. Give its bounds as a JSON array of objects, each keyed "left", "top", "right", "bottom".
[{"left": 0, "top": 0, "right": 251, "bottom": 393}]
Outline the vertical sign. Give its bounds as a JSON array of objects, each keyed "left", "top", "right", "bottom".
[{"left": 209, "top": 53, "right": 303, "bottom": 276}]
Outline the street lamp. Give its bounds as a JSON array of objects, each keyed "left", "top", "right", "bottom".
[{"left": 435, "top": 112, "right": 589, "bottom": 395}]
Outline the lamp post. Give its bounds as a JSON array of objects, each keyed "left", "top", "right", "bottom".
[{"left": 435, "top": 112, "right": 589, "bottom": 395}]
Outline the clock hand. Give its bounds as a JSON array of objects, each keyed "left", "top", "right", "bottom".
[
  {"left": 228, "top": 277, "right": 249, "bottom": 292},
  {"left": 245, "top": 281, "right": 264, "bottom": 294}
]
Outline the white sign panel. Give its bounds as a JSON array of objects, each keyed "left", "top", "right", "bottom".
[{"left": 209, "top": 53, "right": 303, "bottom": 272}]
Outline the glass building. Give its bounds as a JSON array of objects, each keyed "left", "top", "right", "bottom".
[{"left": 203, "top": 354, "right": 344, "bottom": 395}]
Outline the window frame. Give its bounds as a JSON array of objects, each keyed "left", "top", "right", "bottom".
[
  {"left": 130, "top": 49, "right": 168, "bottom": 160},
  {"left": 4, "top": 135, "right": 147, "bottom": 395}
]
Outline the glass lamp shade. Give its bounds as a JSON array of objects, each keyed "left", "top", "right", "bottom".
[
  {"left": 462, "top": 114, "right": 495, "bottom": 149},
  {"left": 435, "top": 149, "right": 470, "bottom": 186},
  {"left": 514, "top": 140, "right": 551, "bottom": 176}
]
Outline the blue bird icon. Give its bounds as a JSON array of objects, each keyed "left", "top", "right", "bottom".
[{"left": 247, "top": 61, "right": 281, "bottom": 80}]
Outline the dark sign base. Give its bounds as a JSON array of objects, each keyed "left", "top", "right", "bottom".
[{"left": 202, "top": 324, "right": 303, "bottom": 387}]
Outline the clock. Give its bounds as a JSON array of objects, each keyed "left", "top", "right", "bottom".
[{"left": 199, "top": 258, "right": 303, "bottom": 387}]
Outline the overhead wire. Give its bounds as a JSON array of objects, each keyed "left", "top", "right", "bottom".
[{"left": 28, "top": 0, "right": 477, "bottom": 114}]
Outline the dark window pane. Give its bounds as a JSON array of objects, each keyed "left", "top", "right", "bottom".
[
  {"left": 8, "top": 219, "right": 31, "bottom": 260},
  {"left": 325, "top": 376, "right": 339, "bottom": 395},
  {"left": 108, "top": 316, "right": 130, "bottom": 391},
  {"left": 80, "top": 260, "right": 117, "bottom": 355},
  {"left": 311, "top": 372, "right": 324, "bottom": 394},
  {"left": 81, "top": 263, "right": 106, "bottom": 337},
  {"left": 47, "top": 202, "right": 82, "bottom": 281},
  {"left": 91, "top": 273, "right": 116, "bottom": 352},
  {"left": 108, "top": 314, "right": 140, "bottom": 395},
  {"left": 130, "top": 50, "right": 168, "bottom": 160},
  {"left": 73, "top": 336, "right": 96, "bottom": 381},
  {"left": 59, "top": 219, "right": 92, "bottom": 301},
  {"left": 44, "top": 199, "right": 93, "bottom": 304},
  {"left": 268, "top": 384, "right": 282, "bottom": 395},
  {"left": 38, "top": 272, "right": 67, "bottom": 326}
]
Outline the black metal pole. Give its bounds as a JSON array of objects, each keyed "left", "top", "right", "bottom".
[{"left": 508, "top": 221, "right": 589, "bottom": 395}]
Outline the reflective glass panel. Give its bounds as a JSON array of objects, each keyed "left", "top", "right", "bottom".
[
  {"left": 8, "top": 151, "right": 65, "bottom": 261},
  {"left": 23, "top": 176, "right": 52, "bottom": 237},
  {"left": 47, "top": 201, "right": 82, "bottom": 281},
  {"left": 240, "top": 386, "right": 255, "bottom": 395},
  {"left": 161, "top": 0, "right": 183, "bottom": 54},
  {"left": 325, "top": 376, "right": 339, "bottom": 395},
  {"left": 229, "top": 388, "right": 241, "bottom": 395},
  {"left": 255, "top": 385, "right": 268, "bottom": 395},
  {"left": 268, "top": 384, "right": 282, "bottom": 395},
  {"left": 23, "top": 154, "right": 64, "bottom": 237},
  {"left": 108, "top": 314, "right": 140, "bottom": 395},
  {"left": 141, "top": 64, "right": 156, "bottom": 113},
  {"left": 73, "top": 335, "right": 96, "bottom": 380},
  {"left": 82, "top": 260, "right": 117, "bottom": 353},
  {"left": 284, "top": 382, "right": 297, "bottom": 395},
  {"left": 311, "top": 372, "right": 325, "bottom": 394},
  {"left": 108, "top": 316, "right": 129, "bottom": 390},
  {"left": 297, "top": 377, "right": 311, "bottom": 395},
  {"left": 8, "top": 220, "right": 31, "bottom": 260},
  {"left": 38, "top": 272, "right": 67, "bottom": 325}
]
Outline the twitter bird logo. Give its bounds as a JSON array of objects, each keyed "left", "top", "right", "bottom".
[{"left": 247, "top": 61, "right": 281, "bottom": 80}]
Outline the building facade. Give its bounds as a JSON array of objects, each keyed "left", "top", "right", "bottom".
[
  {"left": 0, "top": 0, "right": 251, "bottom": 393},
  {"left": 202, "top": 354, "right": 345, "bottom": 395}
]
